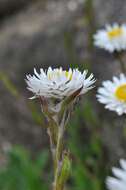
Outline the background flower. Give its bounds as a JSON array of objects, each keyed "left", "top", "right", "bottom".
[
  {"left": 94, "top": 23, "right": 126, "bottom": 52},
  {"left": 97, "top": 74, "right": 126, "bottom": 115},
  {"left": 106, "top": 159, "right": 126, "bottom": 190}
]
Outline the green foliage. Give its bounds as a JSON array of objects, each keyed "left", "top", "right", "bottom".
[
  {"left": 0, "top": 72, "right": 19, "bottom": 98},
  {"left": 0, "top": 146, "right": 49, "bottom": 190}
]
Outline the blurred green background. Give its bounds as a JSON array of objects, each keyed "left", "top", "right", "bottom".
[{"left": 0, "top": 0, "right": 126, "bottom": 189}]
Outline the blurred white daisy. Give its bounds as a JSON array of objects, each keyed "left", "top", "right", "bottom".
[
  {"left": 26, "top": 67, "right": 95, "bottom": 100},
  {"left": 94, "top": 23, "right": 126, "bottom": 52},
  {"left": 106, "top": 159, "right": 126, "bottom": 190},
  {"left": 97, "top": 74, "right": 126, "bottom": 115}
]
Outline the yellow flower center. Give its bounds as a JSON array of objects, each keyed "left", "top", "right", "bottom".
[
  {"left": 48, "top": 70, "right": 72, "bottom": 80},
  {"left": 108, "top": 28, "right": 123, "bottom": 39},
  {"left": 115, "top": 84, "right": 126, "bottom": 101},
  {"left": 65, "top": 71, "right": 72, "bottom": 80}
]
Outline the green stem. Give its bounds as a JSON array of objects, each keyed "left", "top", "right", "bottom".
[
  {"left": 53, "top": 128, "right": 64, "bottom": 190},
  {"left": 118, "top": 55, "right": 126, "bottom": 73},
  {"left": 53, "top": 108, "right": 71, "bottom": 190},
  {"left": 114, "top": 52, "right": 126, "bottom": 73},
  {"left": 40, "top": 97, "right": 71, "bottom": 190},
  {"left": 51, "top": 105, "right": 71, "bottom": 190}
]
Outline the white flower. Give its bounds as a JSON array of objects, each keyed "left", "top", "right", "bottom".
[
  {"left": 94, "top": 23, "right": 126, "bottom": 52},
  {"left": 26, "top": 67, "right": 95, "bottom": 100},
  {"left": 106, "top": 159, "right": 126, "bottom": 190},
  {"left": 97, "top": 74, "right": 126, "bottom": 115}
]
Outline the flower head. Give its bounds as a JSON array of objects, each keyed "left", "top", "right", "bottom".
[
  {"left": 94, "top": 23, "right": 126, "bottom": 52},
  {"left": 106, "top": 159, "right": 126, "bottom": 190},
  {"left": 26, "top": 67, "right": 95, "bottom": 101},
  {"left": 97, "top": 74, "right": 126, "bottom": 115}
]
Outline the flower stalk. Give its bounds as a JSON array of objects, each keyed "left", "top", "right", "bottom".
[
  {"left": 26, "top": 67, "right": 95, "bottom": 190},
  {"left": 43, "top": 89, "right": 82, "bottom": 190},
  {"left": 114, "top": 51, "right": 126, "bottom": 73},
  {"left": 51, "top": 114, "right": 71, "bottom": 190},
  {"left": 39, "top": 97, "right": 72, "bottom": 190}
]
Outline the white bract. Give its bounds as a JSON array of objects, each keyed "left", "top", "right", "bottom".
[
  {"left": 26, "top": 67, "right": 95, "bottom": 100},
  {"left": 97, "top": 74, "right": 126, "bottom": 115},
  {"left": 94, "top": 23, "right": 126, "bottom": 52},
  {"left": 106, "top": 159, "right": 126, "bottom": 190}
]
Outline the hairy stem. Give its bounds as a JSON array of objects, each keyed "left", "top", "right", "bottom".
[{"left": 53, "top": 126, "right": 64, "bottom": 190}]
